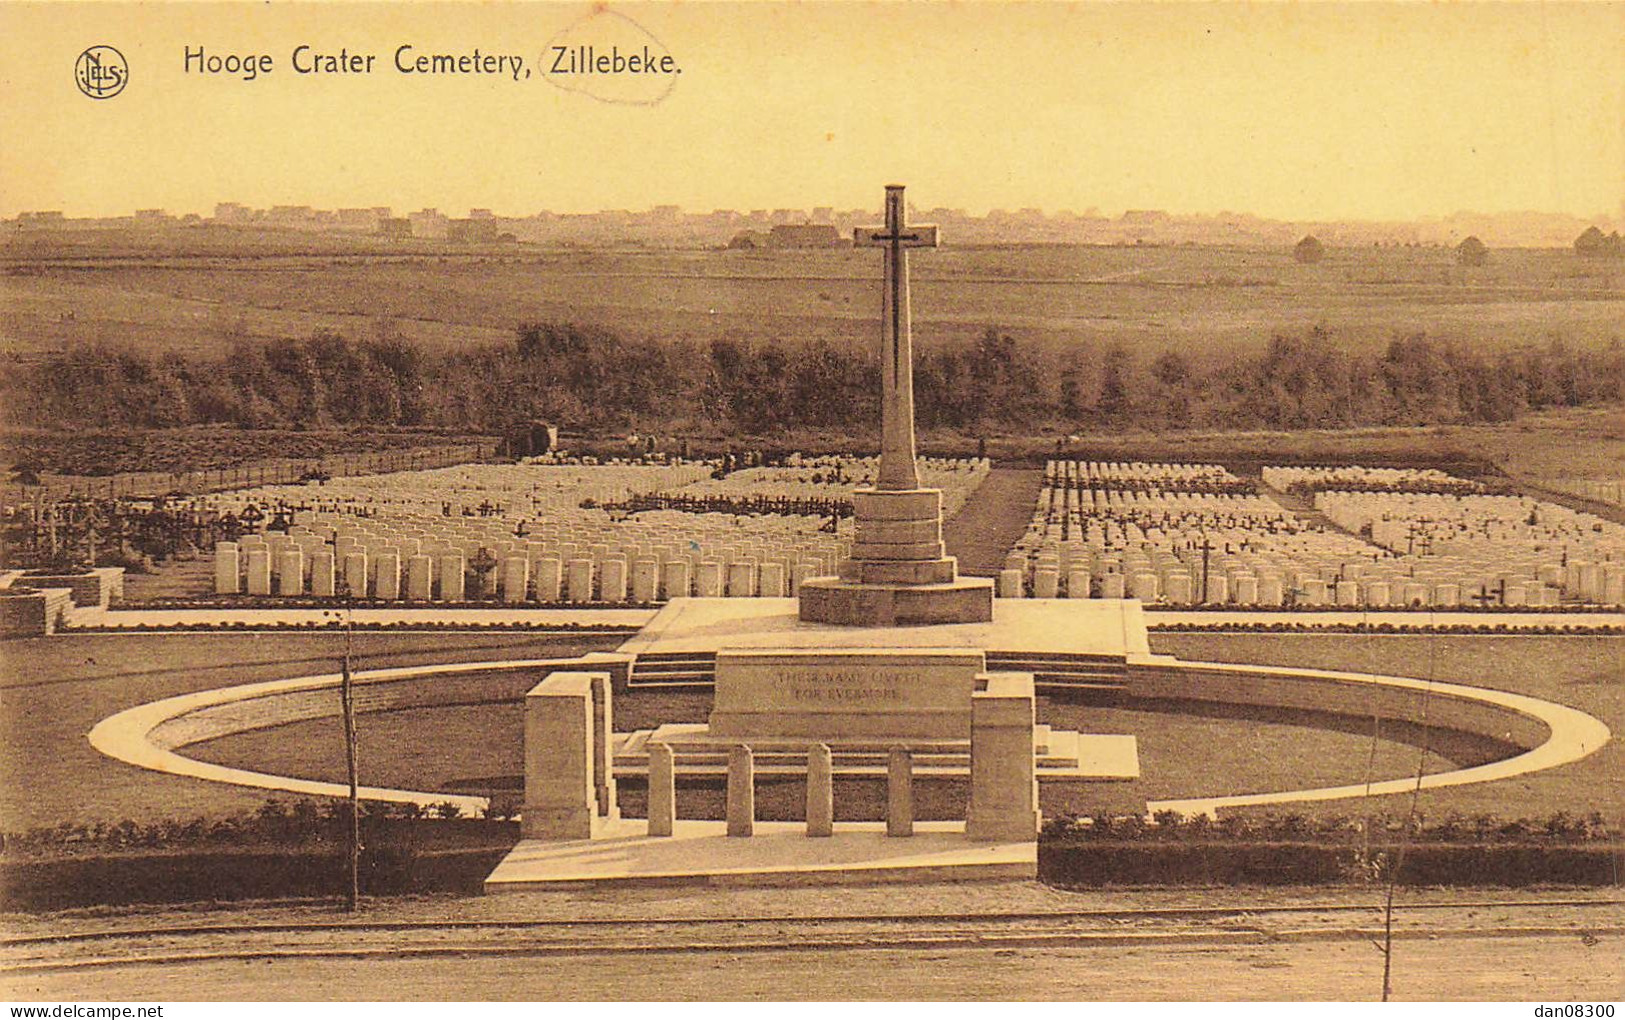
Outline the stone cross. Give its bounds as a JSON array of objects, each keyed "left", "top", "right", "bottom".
[{"left": 856, "top": 185, "right": 938, "bottom": 492}]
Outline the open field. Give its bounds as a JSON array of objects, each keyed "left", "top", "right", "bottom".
[{"left": 5, "top": 238, "right": 1622, "bottom": 363}]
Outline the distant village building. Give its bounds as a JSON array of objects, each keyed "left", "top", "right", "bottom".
[
  {"left": 17, "top": 211, "right": 66, "bottom": 229},
  {"left": 378, "top": 217, "right": 412, "bottom": 239},
  {"left": 766, "top": 223, "right": 844, "bottom": 248},
  {"left": 1574, "top": 225, "right": 1624, "bottom": 258},
  {"left": 336, "top": 208, "right": 383, "bottom": 231},
  {"left": 1293, "top": 235, "right": 1325, "bottom": 264},
  {"left": 727, "top": 230, "right": 769, "bottom": 249},
  {"left": 213, "top": 202, "right": 252, "bottom": 224},
  {"left": 447, "top": 217, "right": 500, "bottom": 243},
  {"left": 1456, "top": 235, "right": 1489, "bottom": 266},
  {"left": 408, "top": 208, "right": 449, "bottom": 239}
]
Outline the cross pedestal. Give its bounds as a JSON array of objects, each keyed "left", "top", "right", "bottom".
[{"left": 799, "top": 184, "right": 993, "bottom": 626}]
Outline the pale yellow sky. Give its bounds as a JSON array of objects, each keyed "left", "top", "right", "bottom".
[{"left": 1, "top": 2, "right": 1621, "bottom": 221}]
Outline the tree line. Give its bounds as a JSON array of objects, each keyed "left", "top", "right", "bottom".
[{"left": 3, "top": 323, "right": 1621, "bottom": 436}]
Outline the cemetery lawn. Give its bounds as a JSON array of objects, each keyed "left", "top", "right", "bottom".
[
  {"left": 182, "top": 635, "right": 1621, "bottom": 827},
  {"left": 1150, "top": 632, "right": 1624, "bottom": 824},
  {"left": 0, "top": 631, "right": 624, "bottom": 832}
]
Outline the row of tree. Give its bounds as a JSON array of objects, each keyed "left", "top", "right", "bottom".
[{"left": 4, "top": 324, "right": 1621, "bottom": 436}]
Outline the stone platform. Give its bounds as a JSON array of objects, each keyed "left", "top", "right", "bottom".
[
  {"left": 484, "top": 819, "right": 1036, "bottom": 891},
  {"left": 618, "top": 596, "right": 1152, "bottom": 659}
]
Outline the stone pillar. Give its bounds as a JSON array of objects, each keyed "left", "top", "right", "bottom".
[
  {"left": 1033, "top": 567, "right": 1059, "bottom": 599},
  {"left": 757, "top": 562, "right": 787, "bottom": 598},
  {"left": 374, "top": 552, "right": 401, "bottom": 600},
  {"left": 997, "top": 568, "right": 1023, "bottom": 598},
  {"left": 599, "top": 558, "right": 628, "bottom": 603},
  {"left": 697, "top": 561, "right": 724, "bottom": 597},
  {"left": 214, "top": 543, "right": 241, "bottom": 595},
  {"left": 309, "top": 550, "right": 336, "bottom": 597},
  {"left": 1164, "top": 573, "right": 1192, "bottom": 605},
  {"left": 662, "top": 560, "right": 691, "bottom": 600},
  {"left": 276, "top": 549, "right": 304, "bottom": 596},
  {"left": 967, "top": 672, "right": 1041, "bottom": 842},
  {"left": 1130, "top": 571, "right": 1159, "bottom": 602},
  {"left": 1334, "top": 579, "right": 1359, "bottom": 607},
  {"left": 887, "top": 746, "right": 914, "bottom": 837},
  {"left": 1100, "top": 573, "right": 1126, "bottom": 599},
  {"left": 245, "top": 548, "right": 272, "bottom": 596},
  {"left": 341, "top": 552, "right": 368, "bottom": 598},
  {"left": 532, "top": 557, "right": 561, "bottom": 602},
  {"left": 1066, "top": 570, "right": 1091, "bottom": 599},
  {"left": 726, "top": 744, "right": 754, "bottom": 837},
  {"left": 726, "top": 561, "right": 757, "bottom": 598},
  {"left": 566, "top": 558, "right": 594, "bottom": 603},
  {"left": 437, "top": 554, "right": 465, "bottom": 600},
  {"left": 522, "top": 672, "right": 600, "bottom": 841},
  {"left": 631, "top": 559, "right": 660, "bottom": 602},
  {"left": 501, "top": 556, "right": 529, "bottom": 603},
  {"left": 589, "top": 673, "right": 617, "bottom": 821},
  {"left": 647, "top": 742, "right": 675, "bottom": 837},
  {"left": 791, "top": 562, "right": 818, "bottom": 595},
  {"left": 406, "top": 555, "right": 434, "bottom": 601},
  {"left": 806, "top": 742, "right": 833, "bottom": 837}
]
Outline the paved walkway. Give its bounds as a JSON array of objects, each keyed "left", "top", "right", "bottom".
[{"left": 943, "top": 467, "right": 1043, "bottom": 576}]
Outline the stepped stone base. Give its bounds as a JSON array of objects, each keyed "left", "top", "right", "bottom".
[{"left": 798, "top": 576, "right": 994, "bottom": 626}]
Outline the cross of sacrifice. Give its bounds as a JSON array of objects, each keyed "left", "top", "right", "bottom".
[{"left": 854, "top": 185, "right": 938, "bottom": 492}]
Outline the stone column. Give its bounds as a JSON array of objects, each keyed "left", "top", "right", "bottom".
[
  {"left": 501, "top": 556, "right": 529, "bottom": 603},
  {"left": 309, "top": 550, "right": 336, "bottom": 597},
  {"left": 566, "top": 558, "right": 594, "bottom": 603},
  {"left": 887, "top": 746, "right": 914, "bottom": 837},
  {"left": 373, "top": 552, "right": 401, "bottom": 600},
  {"left": 806, "top": 742, "right": 833, "bottom": 837},
  {"left": 1033, "top": 567, "right": 1059, "bottom": 598},
  {"left": 406, "top": 555, "right": 434, "bottom": 600},
  {"left": 661, "top": 560, "right": 690, "bottom": 600},
  {"left": 437, "top": 554, "right": 465, "bottom": 600},
  {"left": 599, "top": 558, "right": 628, "bottom": 603},
  {"left": 726, "top": 561, "right": 757, "bottom": 598},
  {"left": 757, "top": 562, "right": 787, "bottom": 598},
  {"left": 522, "top": 671, "right": 600, "bottom": 840},
  {"left": 696, "top": 561, "right": 724, "bottom": 597},
  {"left": 276, "top": 549, "right": 304, "bottom": 596},
  {"left": 631, "top": 559, "right": 660, "bottom": 602},
  {"left": 647, "top": 742, "right": 675, "bottom": 837},
  {"left": 1066, "top": 570, "right": 1091, "bottom": 599},
  {"left": 341, "top": 552, "right": 368, "bottom": 598},
  {"left": 532, "top": 557, "right": 561, "bottom": 602},
  {"left": 966, "top": 672, "right": 1041, "bottom": 842},
  {"left": 997, "top": 569, "right": 1023, "bottom": 598},
  {"left": 214, "top": 542, "right": 240, "bottom": 595},
  {"left": 726, "top": 744, "right": 754, "bottom": 837}
]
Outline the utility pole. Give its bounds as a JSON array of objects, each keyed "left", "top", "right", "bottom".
[{"left": 327, "top": 606, "right": 361, "bottom": 912}]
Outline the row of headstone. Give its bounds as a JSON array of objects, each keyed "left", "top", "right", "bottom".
[{"left": 216, "top": 541, "right": 828, "bottom": 601}]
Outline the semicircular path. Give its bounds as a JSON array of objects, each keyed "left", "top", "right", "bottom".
[{"left": 89, "top": 657, "right": 1611, "bottom": 820}]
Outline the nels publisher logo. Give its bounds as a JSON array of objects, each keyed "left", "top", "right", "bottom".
[{"left": 75, "top": 45, "right": 128, "bottom": 99}]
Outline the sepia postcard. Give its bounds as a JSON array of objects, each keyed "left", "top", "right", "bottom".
[{"left": 1, "top": 0, "right": 1621, "bottom": 1007}]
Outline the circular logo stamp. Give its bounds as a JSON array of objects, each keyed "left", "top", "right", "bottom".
[{"left": 75, "top": 45, "right": 128, "bottom": 99}]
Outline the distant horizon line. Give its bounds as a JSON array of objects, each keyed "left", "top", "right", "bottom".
[{"left": 8, "top": 202, "right": 1623, "bottom": 228}]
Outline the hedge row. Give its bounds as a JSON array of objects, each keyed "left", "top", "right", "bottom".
[
  {"left": 0, "top": 846, "right": 511, "bottom": 911},
  {"left": 1039, "top": 841, "right": 1625, "bottom": 888}
]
